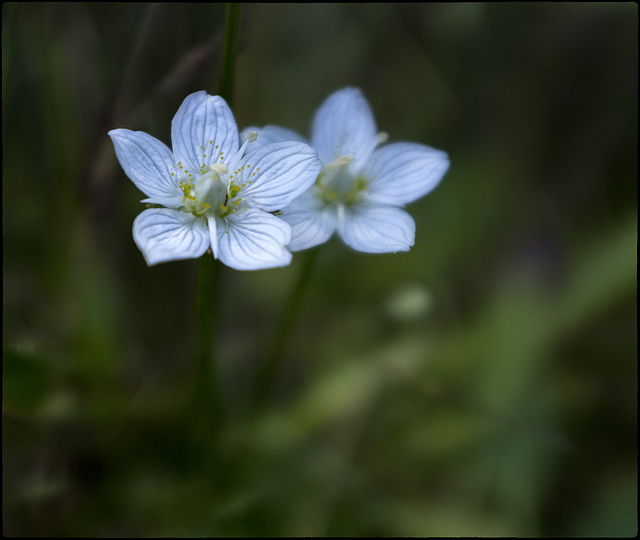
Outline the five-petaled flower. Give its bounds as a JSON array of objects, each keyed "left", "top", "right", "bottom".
[
  {"left": 109, "top": 91, "right": 321, "bottom": 270},
  {"left": 242, "top": 87, "right": 450, "bottom": 253}
]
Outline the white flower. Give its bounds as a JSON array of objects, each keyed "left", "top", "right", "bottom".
[
  {"left": 242, "top": 87, "right": 450, "bottom": 253},
  {"left": 109, "top": 91, "right": 321, "bottom": 270}
]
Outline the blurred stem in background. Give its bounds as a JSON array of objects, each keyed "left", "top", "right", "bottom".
[
  {"left": 196, "top": 2, "right": 242, "bottom": 446},
  {"left": 253, "top": 247, "right": 320, "bottom": 411},
  {"left": 218, "top": 2, "right": 242, "bottom": 106}
]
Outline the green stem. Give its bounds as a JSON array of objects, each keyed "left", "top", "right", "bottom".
[
  {"left": 195, "top": 2, "right": 242, "bottom": 442},
  {"left": 217, "top": 3, "right": 242, "bottom": 105},
  {"left": 196, "top": 253, "right": 219, "bottom": 437},
  {"left": 253, "top": 248, "right": 320, "bottom": 410}
]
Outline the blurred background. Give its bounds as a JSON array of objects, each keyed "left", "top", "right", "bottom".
[{"left": 3, "top": 3, "right": 637, "bottom": 537}]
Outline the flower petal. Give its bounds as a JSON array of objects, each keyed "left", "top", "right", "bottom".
[
  {"left": 171, "top": 91, "right": 239, "bottom": 174},
  {"left": 109, "top": 129, "right": 182, "bottom": 201},
  {"left": 311, "top": 87, "right": 379, "bottom": 170},
  {"left": 238, "top": 141, "right": 321, "bottom": 211},
  {"left": 240, "top": 125, "right": 308, "bottom": 149},
  {"left": 364, "top": 142, "right": 450, "bottom": 206},
  {"left": 132, "top": 208, "right": 210, "bottom": 265},
  {"left": 217, "top": 209, "right": 292, "bottom": 270},
  {"left": 338, "top": 204, "right": 415, "bottom": 253},
  {"left": 280, "top": 190, "right": 337, "bottom": 252}
]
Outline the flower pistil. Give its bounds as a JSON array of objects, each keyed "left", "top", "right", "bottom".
[{"left": 314, "top": 155, "right": 370, "bottom": 207}]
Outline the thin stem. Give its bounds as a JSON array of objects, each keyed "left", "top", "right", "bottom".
[
  {"left": 217, "top": 3, "right": 242, "bottom": 105},
  {"left": 195, "top": 2, "right": 242, "bottom": 443},
  {"left": 196, "top": 253, "right": 219, "bottom": 438},
  {"left": 253, "top": 247, "right": 320, "bottom": 410}
]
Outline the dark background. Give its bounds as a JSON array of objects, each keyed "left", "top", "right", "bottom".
[{"left": 3, "top": 3, "right": 637, "bottom": 536}]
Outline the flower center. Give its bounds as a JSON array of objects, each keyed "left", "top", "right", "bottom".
[
  {"left": 178, "top": 162, "right": 227, "bottom": 217},
  {"left": 173, "top": 133, "right": 259, "bottom": 219},
  {"left": 314, "top": 156, "right": 369, "bottom": 206},
  {"left": 177, "top": 162, "right": 251, "bottom": 218}
]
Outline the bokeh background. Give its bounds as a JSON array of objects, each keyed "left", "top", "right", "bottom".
[{"left": 3, "top": 3, "right": 637, "bottom": 537}]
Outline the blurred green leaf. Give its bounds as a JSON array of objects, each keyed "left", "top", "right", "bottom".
[{"left": 3, "top": 347, "right": 51, "bottom": 413}]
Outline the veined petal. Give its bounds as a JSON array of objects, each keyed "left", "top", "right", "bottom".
[
  {"left": 338, "top": 204, "right": 415, "bottom": 254},
  {"left": 171, "top": 91, "right": 239, "bottom": 174},
  {"left": 109, "top": 129, "right": 182, "bottom": 200},
  {"left": 240, "top": 125, "right": 308, "bottom": 149},
  {"left": 311, "top": 87, "right": 378, "bottom": 170},
  {"left": 132, "top": 208, "right": 210, "bottom": 266},
  {"left": 280, "top": 191, "right": 337, "bottom": 252},
  {"left": 238, "top": 141, "right": 322, "bottom": 211},
  {"left": 217, "top": 209, "right": 292, "bottom": 270},
  {"left": 365, "top": 142, "right": 450, "bottom": 206}
]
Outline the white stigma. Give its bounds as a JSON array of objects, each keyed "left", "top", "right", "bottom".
[{"left": 195, "top": 163, "right": 229, "bottom": 208}]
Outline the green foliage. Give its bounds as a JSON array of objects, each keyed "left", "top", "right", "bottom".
[{"left": 3, "top": 3, "right": 637, "bottom": 537}]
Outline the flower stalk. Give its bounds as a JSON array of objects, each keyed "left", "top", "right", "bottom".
[
  {"left": 253, "top": 247, "right": 319, "bottom": 410},
  {"left": 218, "top": 3, "right": 242, "bottom": 107},
  {"left": 196, "top": 250, "right": 220, "bottom": 438},
  {"left": 197, "top": 2, "right": 242, "bottom": 439}
]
